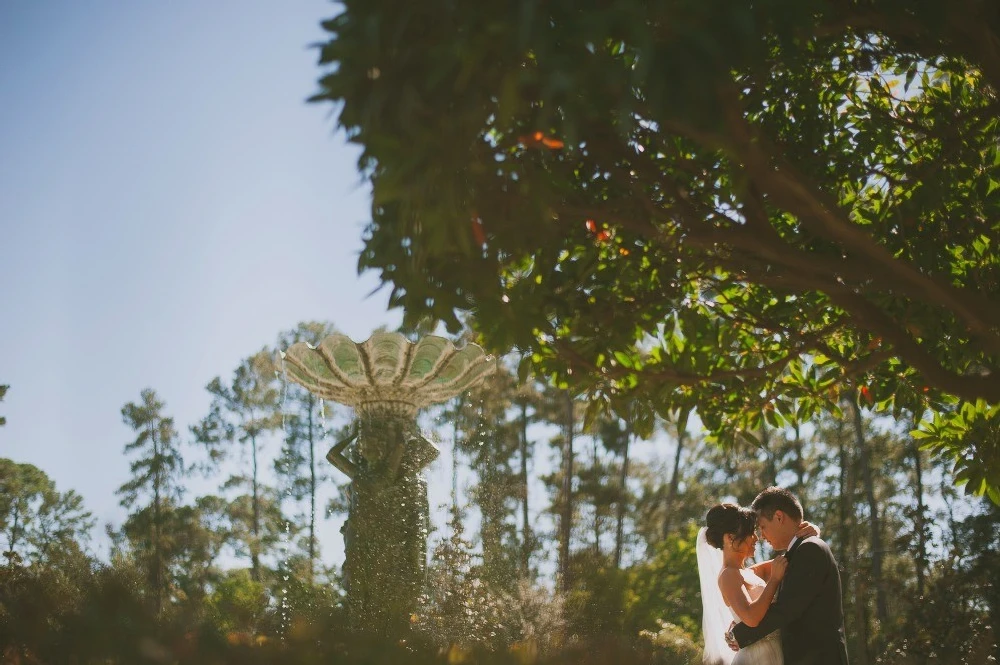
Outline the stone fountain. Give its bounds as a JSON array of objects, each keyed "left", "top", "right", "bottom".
[{"left": 281, "top": 332, "right": 495, "bottom": 636}]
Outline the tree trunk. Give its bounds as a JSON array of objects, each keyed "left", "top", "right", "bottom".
[
  {"left": 987, "top": 501, "right": 1000, "bottom": 665},
  {"left": 592, "top": 436, "right": 601, "bottom": 555},
  {"left": 792, "top": 422, "right": 805, "bottom": 495},
  {"left": 992, "top": 567, "right": 1000, "bottom": 665},
  {"left": 845, "top": 408, "right": 869, "bottom": 665},
  {"left": 836, "top": 416, "right": 850, "bottom": 602},
  {"left": 940, "top": 466, "right": 960, "bottom": 556},
  {"left": 251, "top": 431, "right": 261, "bottom": 582},
  {"left": 761, "top": 421, "right": 777, "bottom": 486},
  {"left": 519, "top": 399, "right": 531, "bottom": 574},
  {"left": 559, "top": 391, "right": 574, "bottom": 591},
  {"left": 6, "top": 507, "right": 21, "bottom": 558},
  {"left": 614, "top": 418, "right": 631, "bottom": 569},
  {"left": 911, "top": 440, "right": 926, "bottom": 598},
  {"left": 662, "top": 425, "right": 686, "bottom": 538},
  {"left": 851, "top": 528, "right": 870, "bottom": 665},
  {"left": 151, "top": 421, "right": 163, "bottom": 617},
  {"left": 853, "top": 400, "right": 887, "bottom": 651}
]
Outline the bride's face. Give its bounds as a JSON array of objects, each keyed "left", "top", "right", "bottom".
[{"left": 729, "top": 532, "right": 758, "bottom": 559}]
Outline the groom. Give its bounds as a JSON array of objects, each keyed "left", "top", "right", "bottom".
[{"left": 728, "top": 486, "right": 849, "bottom": 664}]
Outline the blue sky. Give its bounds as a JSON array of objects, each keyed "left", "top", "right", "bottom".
[{"left": 0, "top": 1, "right": 411, "bottom": 561}]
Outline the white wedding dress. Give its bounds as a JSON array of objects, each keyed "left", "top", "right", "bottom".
[
  {"left": 729, "top": 568, "right": 783, "bottom": 665},
  {"left": 697, "top": 528, "right": 783, "bottom": 665}
]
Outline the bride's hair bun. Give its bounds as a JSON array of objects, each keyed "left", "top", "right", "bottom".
[{"left": 705, "top": 503, "right": 756, "bottom": 549}]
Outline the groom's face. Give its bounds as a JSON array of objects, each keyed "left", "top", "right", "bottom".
[{"left": 756, "top": 510, "right": 792, "bottom": 550}]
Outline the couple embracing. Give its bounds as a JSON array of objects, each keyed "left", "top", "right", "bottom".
[{"left": 697, "top": 487, "right": 850, "bottom": 665}]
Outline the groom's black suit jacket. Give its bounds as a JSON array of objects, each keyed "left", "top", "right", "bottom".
[{"left": 733, "top": 536, "right": 849, "bottom": 665}]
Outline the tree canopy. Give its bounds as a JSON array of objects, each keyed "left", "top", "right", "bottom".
[
  {"left": 0, "top": 459, "right": 93, "bottom": 564},
  {"left": 313, "top": 0, "right": 1000, "bottom": 500}
]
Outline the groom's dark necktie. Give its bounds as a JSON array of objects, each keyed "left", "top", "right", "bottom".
[{"left": 775, "top": 540, "right": 802, "bottom": 596}]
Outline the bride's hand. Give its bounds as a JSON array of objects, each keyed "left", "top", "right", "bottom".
[
  {"left": 796, "top": 521, "right": 821, "bottom": 539},
  {"left": 770, "top": 553, "right": 789, "bottom": 582}
]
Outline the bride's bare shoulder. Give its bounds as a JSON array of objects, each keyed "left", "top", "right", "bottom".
[{"left": 717, "top": 566, "right": 744, "bottom": 586}]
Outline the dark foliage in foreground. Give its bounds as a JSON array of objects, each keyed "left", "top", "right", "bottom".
[{"left": 0, "top": 555, "right": 699, "bottom": 665}]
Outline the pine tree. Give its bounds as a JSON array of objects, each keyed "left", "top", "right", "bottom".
[
  {"left": 536, "top": 385, "right": 583, "bottom": 591},
  {"left": 0, "top": 458, "right": 93, "bottom": 565},
  {"left": 159, "top": 496, "right": 228, "bottom": 610},
  {"left": 0, "top": 459, "right": 48, "bottom": 560},
  {"left": 0, "top": 384, "right": 8, "bottom": 427},
  {"left": 512, "top": 374, "right": 542, "bottom": 576},
  {"left": 31, "top": 486, "right": 92, "bottom": 562},
  {"left": 536, "top": 384, "right": 579, "bottom": 593},
  {"left": 274, "top": 321, "right": 339, "bottom": 585},
  {"left": 957, "top": 499, "right": 1000, "bottom": 663},
  {"left": 558, "top": 391, "right": 575, "bottom": 590},
  {"left": 905, "top": 430, "right": 929, "bottom": 598},
  {"left": 455, "top": 366, "right": 522, "bottom": 590},
  {"left": 193, "top": 349, "right": 282, "bottom": 582},
  {"left": 599, "top": 411, "right": 635, "bottom": 569},
  {"left": 851, "top": 397, "right": 889, "bottom": 649},
  {"left": 661, "top": 410, "right": 690, "bottom": 538},
  {"left": 117, "top": 388, "right": 185, "bottom": 615},
  {"left": 576, "top": 416, "right": 619, "bottom": 559}
]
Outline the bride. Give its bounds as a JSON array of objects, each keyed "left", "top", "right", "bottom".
[{"left": 697, "top": 503, "right": 818, "bottom": 665}]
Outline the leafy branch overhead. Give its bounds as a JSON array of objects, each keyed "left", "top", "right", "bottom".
[{"left": 313, "top": 0, "right": 1000, "bottom": 500}]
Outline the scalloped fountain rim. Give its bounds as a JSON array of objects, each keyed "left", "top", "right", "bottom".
[{"left": 280, "top": 331, "right": 496, "bottom": 412}]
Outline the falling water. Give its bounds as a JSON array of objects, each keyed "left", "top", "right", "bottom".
[{"left": 318, "top": 398, "right": 338, "bottom": 617}]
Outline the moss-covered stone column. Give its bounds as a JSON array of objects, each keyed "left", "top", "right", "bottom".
[{"left": 333, "top": 404, "right": 436, "bottom": 635}]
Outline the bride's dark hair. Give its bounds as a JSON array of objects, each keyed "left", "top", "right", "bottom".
[{"left": 705, "top": 503, "right": 756, "bottom": 549}]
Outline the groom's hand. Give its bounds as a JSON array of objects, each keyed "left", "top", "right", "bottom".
[{"left": 725, "top": 621, "right": 739, "bottom": 652}]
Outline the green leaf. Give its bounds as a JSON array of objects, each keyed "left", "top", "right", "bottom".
[
  {"left": 583, "top": 398, "right": 606, "bottom": 433},
  {"left": 517, "top": 354, "right": 533, "bottom": 384}
]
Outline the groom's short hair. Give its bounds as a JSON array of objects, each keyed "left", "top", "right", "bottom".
[{"left": 752, "top": 486, "right": 803, "bottom": 521}]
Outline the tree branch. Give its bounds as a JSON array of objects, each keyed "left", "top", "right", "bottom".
[
  {"left": 752, "top": 273, "right": 1000, "bottom": 402},
  {"left": 715, "top": 86, "right": 1000, "bottom": 348}
]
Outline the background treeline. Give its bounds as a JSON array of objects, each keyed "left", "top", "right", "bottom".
[{"left": 0, "top": 323, "right": 996, "bottom": 664}]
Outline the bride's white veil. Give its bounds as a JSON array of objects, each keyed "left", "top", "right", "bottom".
[{"left": 697, "top": 527, "right": 735, "bottom": 665}]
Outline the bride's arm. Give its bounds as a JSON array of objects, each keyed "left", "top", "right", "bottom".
[
  {"left": 797, "top": 521, "right": 821, "bottom": 540},
  {"left": 749, "top": 560, "right": 772, "bottom": 580},
  {"left": 718, "top": 557, "right": 787, "bottom": 628},
  {"left": 751, "top": 521, "right": 821, "bottom": 581}
]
